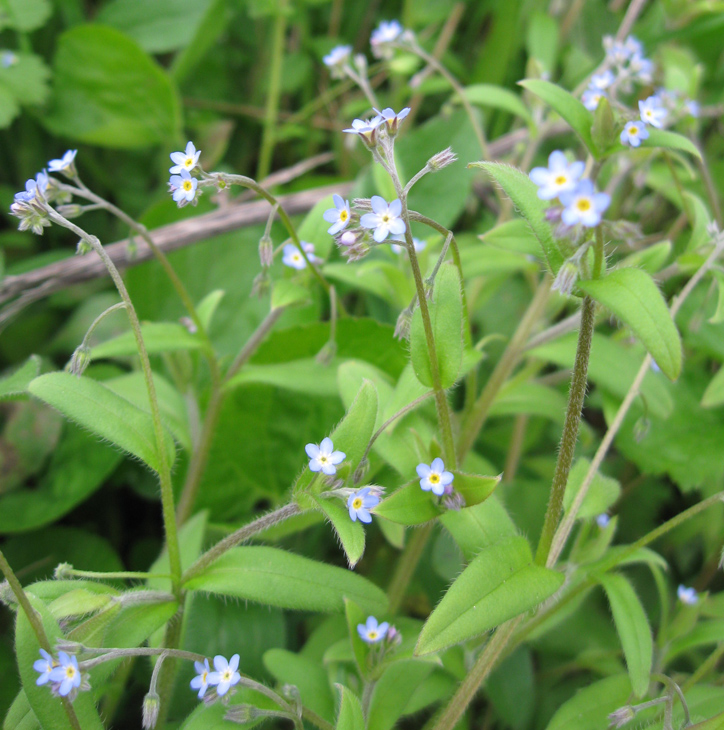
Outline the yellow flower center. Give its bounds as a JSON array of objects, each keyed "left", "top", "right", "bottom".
[
  {"left": 201, "top": 671, "right": 208, "bottom": 682},
  {"left": 340, "top": 210, "right": 348, "bottom": 222},
  {"left": 554, "top": 175, "right": 567, "bottom": 185},
  {"left": 429, "top": 473, "right": 440, "bottom": 484},
  {"left": 352, "top": 497, "right": 363, "bottom": 509},
  {"left": 221, "top": 669, "right": 233, "bottom": 682},
  {"left": 182, "top": 180, "right": 193, "bottom": 192},
  {"left": 576, "top": 199, "right": 592, "bottom": 212},
  {"left": 382, "top": 214, "right": 390, "bottom": 223},
  {"left": 184, "top": 158, "right": 194, "bottom": 168},
  {"left": 367, "top": 630, "right": 378, "bottom": 640},
  {"left": 629, "top": 126, "right": 639, "bottom": 135},
  {"left": 319, "top": 455, "right": 329, "bottom": 463},
  {"left": 65, "top": 666, "right": 76, "bottom": 680}
]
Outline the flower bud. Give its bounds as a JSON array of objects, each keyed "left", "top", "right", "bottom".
[
  {"left": 427, "top": 147, "right": 457, "bottom": 171},
  {"left": 394, "top": 309, "right": 412, "bottom": 340},
  {"left": 54, "top": 563, "right": 74, "bottom": 579},
  {"left": 250, "top": 270, "right": 271, "bottom": 299},
  {"left": 443, "top": 491, "right": 466, "bottom": 511},
  {"left": 608, "top": 706, "right": 635, "bottom": 728},
  {"left": 552, "top": 261, "right": 579, "bottom": 297},
  {"left": 224, "top": 705, "right": 257, "bottom": 723},
  {"left": 142, "top": 692, "right": 160, "bottom": 729},
  {"left": 66, "top": 345, "right": 92, "bottom": 377},
  {"left": 179, "top": 316, "right": 197, "bottom": 334},
  {"left": 57, "top": 204, "right": 83, "bottom": 219},
  {"left": 258, "top": 233, "right": 274, "bottom": 268}
]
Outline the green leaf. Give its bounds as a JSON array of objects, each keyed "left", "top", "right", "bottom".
[
  {"left": 196, "top": 289, "right": 225, "bottom": 330},
  {"left": 91, "top": 322, "right": 202, "bottom": 359},
  {"left": 452, "top": 471, "right": 500, "bottom": 508},
  {"left": 0, "top": 356, "right": 40, "bottom": 400},
  {"left": 416, "top": 536, "right": 564, "bottom": 655},
  {"left": 367, "top": 660, "right": 435, "bottom": 730},
  {"left": 619, "top": 240, "right": 672, "bottom": 274},
  {"left": 687, "top": 711, "right": 724, "bottom": 730},
  {"left": 410, "top": 263, "right": 463, "bottom": 389},
  {"left": 519, "top": 79, "right": 596, "bottom": 155},
  {"left": 44, "top": 25, "right": 182, "bottom": 148},
  {"left": 372, "top": 483, "right": 443, "bottom": 526},
  {"left": 0, "top": 52, "right": 50, "bottom": 106},
  {"left": 344, "top": 599, "right": 371, "bottom": 679},
  {"left": 271, "top": 280, "right": 311, "bottom": 310},
  {"left": 702, "top": 366, "right": 724, "bottom": 408},
  {"left": 28, "top": 372, "right": 176, "bottom": 473},
  {"left": 0, "top": 0, "right": 52, "bottom": 31},
  {"left": 599, "top": 573, "right": 652, "bottom": 698},
  {"left": 643, "top": 128, "right": 702, "bottom": 159},
  {"left": 314, "top": 495, "right": 366, "bottom": 568},
  {"left": 461, "top": 84, "right": 534, "bottom": 128},
  {"left": 225, "top": 358, "right": 338, "bottom": 397},
  {"left": 578, "top": 268, "right": 682, "bottom": 380},
  {"left": 0, "top": 83, "right": 19, "bottom": 128},
  {"left": 563, "top": 458, "right": 621, "bottom": 519},
  {"left": 469, "top": 162, "right": 564, "bottom": 274},
  {"left": 184, "top": 546, "right": 388, "bottom": 614},
  {"left": 335, "top": 685, "right": 365, "bottom": 730},
  {"left": 544, "top": 674, "right": 632, "bottom": 730}
]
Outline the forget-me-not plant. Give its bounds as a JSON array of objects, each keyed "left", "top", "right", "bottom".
[{"left": 306, "top": 438, "right": 346, "bottom": 475}]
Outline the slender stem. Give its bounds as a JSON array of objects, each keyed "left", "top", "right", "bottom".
[
  {"left": 183, "top": 503, "right": 302, "bottom": 583},
  {"left": 662, "top": 152, "right": 693, "bottom": 224},
  {"left": 503, "top": 414, "right": 528, "bottom": 482},
  {"left": 535, "top": 296, "right": 596, "bottom": 566},
  {"left": 225, "top": 306, "right": 286, "bottom": 384},
  {"left": 302, "top": 706, "right": 335, "bottom": 730},
  {"left": 682, "top": 643, "right": 724, "bottom": 691},
  {"left": 79, "top": 302, "right": 126, "bottom": 347},
  {"left": 387, "top": 522, "right": 434, "bottom": 615},
  {"left": 616, "top": 0, "right": 649, "bottom": 41},
  {"left": 60, "top": 569, "right": 172, "bottom": 581},
  {"left": 653, "top": 675, "right": 691, "bottom": 727},
  {"left": 342, "top": 65, "right": 380, "bottom": 110},
  {"left": 47, "top": 209, "right": 183, "bottom": 595},
  {"left": 594, "top": 225, "right": 605, "bottom": 279},
  {"left": 257, "top": 2, "right": 288, "bottom": 181}
]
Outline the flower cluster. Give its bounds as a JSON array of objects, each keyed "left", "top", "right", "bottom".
[
  {"left": 34, "top": 650, "right": 84, "bottom": 699},
  {"left": 168, "top": 142, "right": 201, "bottom": 207},
  {"left": 190, "top": 655, "right": 241, "bottom": 699}
]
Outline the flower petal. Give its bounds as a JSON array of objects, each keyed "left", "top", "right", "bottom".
[{"left": 370, "top": 196, "right": 388, "bottom": 215}]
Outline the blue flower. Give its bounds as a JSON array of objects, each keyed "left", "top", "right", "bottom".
[
  {"left": 169, "top": 141, "right": 201, "bottom": 174},
  {"left": 207, "top": 654, "right": 241, "bottom": 697},
  {"left": 371, "top": 20, "right": 403, "bottom": 58},
  {"left": 48, "top": 150, "right": 78, "bottom": 174},
  {"left": 306, "top": 437, "right": 346, "bottom": 475},
  {"left": 34, "top": 649, "right": 56, "bottom": 686},
  {"left": 374, "top": 106, "right": 410, "bottom": 135},
  {"left": 347, "top": 487, "right": 380, "bottom": 523},
  {"left": 685, "top": 100, "right": 700, "bottom": 118},
  {"left": 357, "top": 615, "right": 390, "bottom": 643},
  {"left": 629, "top": 53, "right": 654, "bottom": 83},
  {"left": 169, "top": 170, "right": 198, "bottom": 206},
  {"left": 595, "top": 513, "right": 610, "bottom": 529},
  {"left": 360, "top": 196, "right": 406, "bottom": 242},
  {"left": 323, "top": 194, "right": 351, "bottom": 235},
  {"left": 620, "top": 120, "right": 649, "bottom": 148},
  {"left": 343, "top": 116, "right": 383, "bottom": 145},
  {"left": 677, "top": 585, "right": 698, "bottom": 606},
  {"left": 190, "top": 658, "right": 212, "bottom": 699},
  {"left": 282, "top": 242, "right": 318, "bottom": 269},
  {"left": 559, "top": 180, "right": 610, "bottom": 228},
  {"left": 416, "top": 457, "right": 454, "bottom": 497},
  {"left": 1, "top": 50, "right": 18, "bottom": 68},
  {"left": 47, "top": 651, "right": 81, "bottom": 697},
  {"left": 323, "top": 45, "right": 351, "bottom": 78},
  {"left": 639, "top": 96, "right": 667, "bottom": 129},
  {"left": 529, "top": 151, "right": 584, "bottom": 201},
  {"left": 589, "top": 70, "right": 615, "bottom": 90},
  {"left": 582, "top": 88, "right": 607, "bottom": 111},
  {"left": 390, "top": 234, "right": 425, "bottom": 254},
  {"left": 14, "top": 178, "right": 39, "bottom": 203}
]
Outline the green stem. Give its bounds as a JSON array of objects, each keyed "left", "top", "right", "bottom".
[
  {"left": 154, "top": 608, "right": 185, "bottom": 728},
  {"left": 663, "top": 152, "right": 693, "bottom": 224},
  {"left": 594, "top": 225, "right": 605, "bottom": 279},
  {"left": 257, "top": 3, "right": 288, "bottom": 181},
  {"left": 60, "top": 568, "right": 172, "bottom": 581},
  {"left": 535, "top": 295, "right": 595, "bottom": 566},
  {"left": 183, "top": 503, "right": 303, "bottom": 584},
  {"left": 302, "top": 706, "right": 335, "bottom": 730},
  {"left": 387, "top": 522, "right": 434, "bottom": 615}
]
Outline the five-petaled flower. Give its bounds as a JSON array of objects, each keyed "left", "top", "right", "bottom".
[
  {"left": 169, "top": 141, "right": 201, "bottom": 174},
  {"left": 582, "top": 88, "right": 606, "bottom": 111},
  {"left": 48, "top": 150, "right": 78, "bottom": 174},
  {"left": 282, "top": 242, "right": 318, "bottom": 270},
  {"left": 677, "top": 584, "right": 699, "bottom": 606},
  {"left": 306, "top": 437, "right": 345, "bottom": 475},
  {"left": 48, "top": 651, "right": 82, "bottom": 697},
  {"left": 323, "top": 194, "right": 351, "bottom": 235},
  {"left": 207, "top": 654, "right": 241, "bottom": 697},
  {"left": 620, "top": 120, "right": 649, "bottom": 148},
  {"left": 343, "top": 116, "right": 382, "bottom": 146},
  {"left": 416, "top": 457, "right": 454, "bottom": 497},
  {"left": 190, "top": 658, "right": 212, "bottom": 699},
  {"left": 357, "top": 616, "right": 389, "bottom": 644},
  {"left": 370, "top": 20, "right": 403, "bottom": 58},
  {"left": 34, "top": 649, "right": 56, "bottom": 686},
  {"left": 374, "top": 106, "right": 410, "bottom": 135},
  {"left": 559, "top": 180, "right": 610, "bottom": 228},
  {"left": 169, "top": 170, "right": 198, "bottom": 205},
  {"left": 347, "top": 487, "right": 380, "bottom": 523},
  {"left": 360, "top": 196, "right": 406, "bottom": 242},
  {"left": 323, "top": 45, "right": 351, "bottom": 77},
  {"left": 529, "top": 151, "right": 584, "bottom": 201},
  {"left": 638, "top": 96, "right": 667, "bottom": 129}
]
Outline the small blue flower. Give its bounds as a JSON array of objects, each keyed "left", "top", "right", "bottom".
[
  {"left": 323, "top": 45, "right": 351, "bottom": 77},
  {"left": 677, "top": 584, "right": 698, "bottom": 606},
  {"left": 595, "top": 513, "right": 610, "bottom": 529},
  {"left": 343, "top": 116, "right": 383, "bottom": 139},
  {"left": 390, "top": 234, "right": 425, "bottom": 254},
  {"left": 1, "top": 50, "right": 18, "bottom": 68},
  {"left": 306, "top": 437, "right": 346, "bottom": 475},
  {"left": 347, "top": 487, "right": 380, "bottom": 523},
  {"left": 47, "top": 651, "right": 81, "bottom": 697},
  {"left": 48, "top": 150, "right": 78, "bottom": 174},
  {"left": 620, "top": 120, "right": 649, "bottom": 148},
  {"left": 582, "top": 88, "right": 607, "bottom": 111},
  {"left": 357, "top": 616, "right": 390, "bottom": 644},
  {"left": 207, "top": 654, "right": 241, "bottom": 697},
  {"left": 323, "top": 194, "right": 351, "bottom": 235},
  {"left": 282, "top": 242, "right": 318, "bottom": 269},
  {"left": 34, "top": 649, "right": 56, "bottom": 686},
  {"left": 559, "top": 180, "right": 610, "bottom": 228},
  {"left": 371, "top": 20, "right": 403, "bottom": 58},
  {"left": 589, "top": 70, "right": 615, "bottom": 90},
  {"left": 629, "top": 54, "right": 654, "bottom": 83},
  {"left": 416, "top": 457, "right": 454, "bottom": 497},
  {"left": 374, "top": 106, "right": 410, "bottom": 135},
  {"left": 14, "top": 178, "right": 38, "bottom": 203},
  {"left": 169, "top": 170, "right": 198, "bottom": 206},
  {"left": 190, "top": 658, "right": 212, "bottom": 699},
  {"left": 529, "top": 151, "right": 584, "bottom": 201},
  {"left": 360, "top": 196, "right": 406, "bottom": 242},
  {"left": 639, "top": 96, "right": 667, "bottom": 129},
  {"left": 169, "top": 141, "right": 201, "bottom": 175},
  {"left": 685, "top": 100, "right": 700, "bottom": 118}
]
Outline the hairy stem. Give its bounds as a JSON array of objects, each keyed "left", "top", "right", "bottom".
[{"left": 387, "top": 522, "right": 434, "bottom": 615}]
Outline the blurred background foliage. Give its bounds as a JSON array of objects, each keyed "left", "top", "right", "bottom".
[{"left": 1, "top": 0, "right": 724, "bottom": 727}]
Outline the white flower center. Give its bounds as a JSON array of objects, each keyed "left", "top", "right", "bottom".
[{"left": 221, "top": 669, "right": 233, "bottom": 682}]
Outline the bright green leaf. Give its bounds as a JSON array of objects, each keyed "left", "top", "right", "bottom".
[
  {"left": 344, "top": 599, "right": 371, "bottom": 679},
  {"left": 0, "top": 0, "right": 52, "bottom": 31},
  {"left": 644, "top": 128, "right": 702, "bottom": 159},
  {"left": 196, "top": 289, "right": 225, "bottom": 330},
  {"left": 272, "top": 279, "right": 311, "bottom": 309},
  {"left": 563, "top": 458, "right": 621, "bottom": 519},
  {"left": 91, "top": 322, "right": 202, "bottom": 359},
  {"left": 0, "top": 53, "right": 50, "bottom": 106},
  {"left": 367, "top": 661, "right": 435, "bottom": 730},
  {"left": 314, "top": 495, "right": 366, "bottom": 568},
  {"left": 452, "top": 471, "right": 500, "bottom": 508},
  {"left": 372, "top": 482, "right": 443, "bottom": 526},
  {"left": 0, "top": 356, "right": 40, "bottom": 400},
  {"left": 702, "top": 366, "right": 724, "bottom": 408},
  {"left": 461, "top": 84, "right": 534, "bottom": 128},
  {"left": 335, "top": 685, "right": 365, "bottom": 730}
]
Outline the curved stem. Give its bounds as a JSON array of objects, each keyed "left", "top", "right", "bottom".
[{"left": 302, "top": 707, "right": 335, "bottom": 730}]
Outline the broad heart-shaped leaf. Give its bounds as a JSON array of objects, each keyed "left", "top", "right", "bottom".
[
  {"left": 599, "top": 573, "right": 652, "bottom": 698},
  {"left": 294, "top": 379, "right": 378, "bottom": 504},
  {"left": 314, "top": 495, "right": 366, "bottom": 568},
  {"left": 452, "top": 471, "right": 500, "bottom": 507},
  {"left": 518, "top": 78, "right": 596, "bottom": 156},
  {"left": 470, "top": 162, "right": 564, "bottom": 275},
  {"left": 544, "top": 674, "right": 632, "bottom": 730},
  {"left": 367, "top": 660, "right": 435, "bottom": 730},
  {"left": 0, "top": 355, "right": 40, "bottom": 400},
  {"left": 372, "top": 482, "right": 443, "bottom": 526},
  {"left": 416, "top": 536, "right": 564, "bottom": 655},
  {"left": 28, "top": 372, "right": 176, "bottom": 473},
  {"left": 335, "top": 685, "right": 365, "bottom": 730},
  {"left": 44, "top": 25, "right": 181, "bottom": 148},
  {"left": 15, "top": 593, "right": 105, "bottom": 730},
  {"left": 578, "top": 268, "right": 682, "bottom": 380},
  {"left": 410, "top": 262, "right": 463, "bottom": 389},
  {"left": 184, "top": 546, "right": 388, "bottom": 614}
]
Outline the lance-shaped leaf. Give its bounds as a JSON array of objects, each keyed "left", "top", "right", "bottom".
[
  {"left": 470, "top": 162, "right": 564, "bottom": 274},
  {"left": 367, "top": 660, "right": 435, "bottom": 730},
  {"left": 461, "top": 84, "right": 534, "bottom": 128},
  {"left": 91, "top": 322, "right": 202, "bottom": 359},
  {"left": 335, "top": 685, "right": 365, "bottom": 730},
  {"left": 372, "top": 482, "right": 443, "bottom": 526},
  {"left": 643, "top": 129, "right": 702, "bottom": 159},
  {"left": 184, "top": 546, "right": 388, "bottom": 614},
  {"left": 519, "top": 78, "right": 596, "bottom": 155},
  {"left": 416, "top": 536, "right": 564, "bottom": 655},
  {"left": 599, "top": 573, "right": 652, "bottom": 698},
  {"left": 0, "top": 355, "right": 40, "bottom": 400},
  {"left": 28, "top": 372, "right": 176, "bottom": 473},
  {"left": 314, "top": 495, "right": 366, "bottom": 568},
  {"left": 410, "top": 262, "right": 463, "bottom": 389},
  {"left": 452, "top": 471, "right": 500, "bottom": 507},
  {"left": 578, "top": 268, "right": 681, "bottom": 380}
]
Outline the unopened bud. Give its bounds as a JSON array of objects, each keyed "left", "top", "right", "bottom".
[
  {"left": 117, "top": 590, "right": 176, "bottom": 607},
  {"left": 250, "top": 270, "right": 271, "bottom": 299},
  {"left": 552, "top": 261, "right": 579, "bottom": 297},
  {"left": 281, "top": 683, "right": 302, "bottom": 707},
  {"left": 179, "top": 316, "right": 197, "bottom": 334},
  {"left": 54, "top": 562, "right": 74, "bottom": 579},
  {"left": 76, "top": 239, "right": 92, "bottom": 255},
  {"left": 608, "top": 706, "right": 635, "bottom": 728},
  {"left": 258, "top": 233, "right": 274, "bottom": 268},
  {"left": 142, "top": 692, "right": 160, "bottom": 729},
  {"left": 57, "top": 204, "right": 83, "bottom": 219},
  {"left": 443, "top": 491, "right": 466, "bottom": 511},
  {"left": 428, "top": 147, "right": 457, "bottom": 171},
  {"left": 66, "top": 345, "right": 91, "bottom": 377},
  {"left": 224, "top": 705, "right": 257, "bottom": 723},
  {"left": 353, "top": 53, "right": 368, "bottom": 75},
  {"left": 394, "top": 309, "right": 412, "bottom": 340},
  {"left": 386, "top": 625, "right": 402, "bottom": 646}
]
